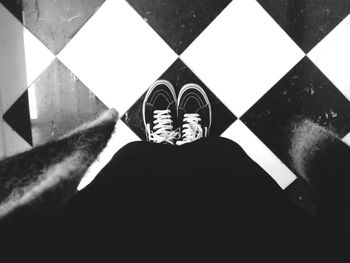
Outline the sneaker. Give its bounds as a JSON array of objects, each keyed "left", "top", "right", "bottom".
[
  {"left": 143, "top": 80, "right": 180, "bottom": 145},
  {"left": 176, "top": 83, "right": 212, "bottom": 146}
]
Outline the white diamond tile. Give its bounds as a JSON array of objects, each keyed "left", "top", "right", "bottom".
[
  {"left": 342, "top": 132, "right": 350, "bottom": 146},
  {"left": 58, "top": 0, "right": 177, "bottom": 115},
  {"left": 308, "top": 14, "right": 350, "bottom": 101},
  {"left": 0, "top": 4, "right": 55, "bottom": 113},
  {"left": 222, "top": 120, "right": 297, "bottom": 189},
  {"left": 23, "top": 29, "right": 55, "bottom": 90},
  {"left": 181, "top": 0, "right": 305, "bottom": 117},
  {"left": 77, "top": 121, "right": 140, "bottom": 191}
]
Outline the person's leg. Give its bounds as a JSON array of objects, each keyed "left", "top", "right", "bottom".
[
  {"left": 47, "top": 136, "right": 346, "bottom": 258},
  {"left": 289, "top": 120, "right": 350, "bottom": 228},
  {"left": 47, "top": 82, "right": 346, "bottom": 258},
  {"left": 45, "top": 82, "right": 347, "bottom": 256}
]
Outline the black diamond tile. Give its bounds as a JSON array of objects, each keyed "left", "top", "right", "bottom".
[
  {"left": 26, "top": 58, "right": 108, "bottom": 146},
  {"left": 257, "top": 0, "right": 350, "bottom": 53},
  {"left": 241, "top": 57, "right": 350, "bottom": 172},
  {"left": 3, "top": 90, "right": 33, "bottom": 146},
  {"left": 126, "top": 0, "right": 232, "bottom": 54},
  {"left": 21, "top": 0, "right": 106, "bottom": 54},
  {"left": 122, "top": 58, "right": 237, "bottom": 140},
  {"left": 0, "top": 0, "right": 22, "bottom": 22}
]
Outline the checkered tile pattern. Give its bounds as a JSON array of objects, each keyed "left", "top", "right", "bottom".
[{"left": 1, "top": 0, "right": 350, "bottom": 191}]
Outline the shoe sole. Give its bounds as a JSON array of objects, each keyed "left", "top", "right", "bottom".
[
  {"left": 177, "top": 83, "right": 212, "bottom": 133},
  {"left": 142, "top": 79, "right": 177, "bottom": 140}
]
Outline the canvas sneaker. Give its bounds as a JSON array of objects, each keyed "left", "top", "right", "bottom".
[
  {"left": 176, "top": 83, "right": 212, "bottom": 146},
  {"left": 143, "top": 80, "right": 179, "bottom": 145}
]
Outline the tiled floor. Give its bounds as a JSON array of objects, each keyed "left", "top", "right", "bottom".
[
  {"left": 1, "top": 1, "right": 350, "bottom": 213},
  {"left": 122, "top": 59, "right": 236, "bottom": 140}
]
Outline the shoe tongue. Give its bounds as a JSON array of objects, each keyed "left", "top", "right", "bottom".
[
  {"left": 157, "top": 94, "right": 171, "bottom": 110},
  {"left": 195, "top": 104, "right": 209, "bottom": 114},
  {"left": 167, "top": 101, "right": 176, "bottom": 111},
  {"left": 186, "top": 97, "right": 201, "bottom": 112}
]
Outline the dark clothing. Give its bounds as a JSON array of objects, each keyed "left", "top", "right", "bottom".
[
  {"left": 308, "top": 138, "right": 350, "bottom": 224},
  {"left": 46, "top": 137, "right": 347, "bottom": 260},
  {"left": 2, "top": 137, "right": 348, "bottom": 260}
]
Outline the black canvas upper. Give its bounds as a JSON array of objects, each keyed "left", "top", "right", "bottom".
[{"left": 177, "top": 86, "right": 211, "bottom": 133}]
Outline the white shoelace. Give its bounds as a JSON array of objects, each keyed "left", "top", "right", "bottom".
[
  {"left": 147, "top": 109, "right": 179, "bottom": 145},
  {"left": 176, "top": 113, "right": 205, "bottom": 146}
]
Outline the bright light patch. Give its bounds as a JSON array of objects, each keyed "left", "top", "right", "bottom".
[
  {"left": 28, "top": 85, "right": 38, "bottom": 119},
  {"left": 77, "top": 121, "right": 139, "bottom": 191}
]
